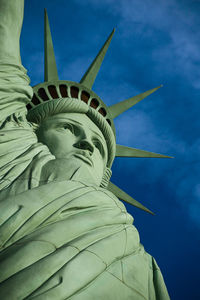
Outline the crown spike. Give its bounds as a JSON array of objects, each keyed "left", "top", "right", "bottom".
[
  {"left": 116, "top": 144, "right": 173, "bottom": 158},
  {"left": 44, "top": 9, "right": 59, "bottom": 82},
  {"left": 109, "top": 85, "right": 162, "bottom": 119},
  {"left": 80, "top": 28, "right": 115, "bottom": 89},
  {"left": 107, "top": 182, "right": 154, "bottom": 215}
]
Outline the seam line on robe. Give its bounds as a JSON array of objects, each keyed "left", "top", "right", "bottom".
[{"left": 106, "top": 269, "right": 148, "bottom": 300}]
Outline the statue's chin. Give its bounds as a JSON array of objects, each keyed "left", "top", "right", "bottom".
[
  {"left": 70, "top": 164, "right": 101, "bottom": 187},
  {"left": 40, "top": 157, "right": 101, "bottom": 187}
]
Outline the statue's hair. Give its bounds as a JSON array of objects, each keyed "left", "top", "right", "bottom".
[{"left": 31, "top": 122, "right": 39, "bottom": 132}]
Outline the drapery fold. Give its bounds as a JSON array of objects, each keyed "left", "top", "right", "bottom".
[{"left": 0, "top": 180, "right": 169, "bottom": 300}]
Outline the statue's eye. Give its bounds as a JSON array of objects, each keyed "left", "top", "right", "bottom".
[
  {"left": 63, "top": 123, "right": 74, "bottom": 134},
  {"left": 93, "top": 139, "right": 103, "bottom": 154}
]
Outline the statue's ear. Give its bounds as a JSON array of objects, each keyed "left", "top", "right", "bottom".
[
  {"left": 100, "top": 167, "right": 112, "bottom": 188},
  {"left": 31, "top": 122, "right": 39, "bottom": 133},
  {"left": 32, "top": 122, "right": 46, "bottom": 145}
]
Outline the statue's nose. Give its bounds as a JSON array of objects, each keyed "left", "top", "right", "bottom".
[{"left": 74, "top": 139, "right": 94, "bottom": 154}]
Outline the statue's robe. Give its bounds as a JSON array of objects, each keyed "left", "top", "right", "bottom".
[{"left": 0, "top": 63, "right": 170, "bottom": 299}]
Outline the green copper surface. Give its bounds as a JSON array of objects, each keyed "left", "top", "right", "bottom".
[
  {"left": 44, "top": 9, "right": 59, "bottom": 81},
  {"left": 108, "top": 182, "right": 154, "bottom": 215},
  {"left": 116, "top": 144, "right": 172, "bottom": 158},
  {"left": 80, "top": 29, "right": 115, "bottom": 89},
  {"left": 109, "top": 85, "right": 163, "bottom": 119}
]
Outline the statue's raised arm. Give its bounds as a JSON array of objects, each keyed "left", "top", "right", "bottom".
[
  {"left": 0, "top": 0, "right": 46, "bottom": 191},
  {"left": 0, "top": 0, "right": 34, "bottom": 186},
  {"left": 0, "top": 0, "right": 23, "bottom": 63},
  {"left": 0, "top": 0, "right": 32, "bottom": 121}
]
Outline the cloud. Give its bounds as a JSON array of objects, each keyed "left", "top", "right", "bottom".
[{"left": 74, "top": 0, "right": 200, "bottom": 88}]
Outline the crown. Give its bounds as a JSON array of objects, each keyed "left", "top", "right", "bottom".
[{"left": 27, "top": 9, "right": 172, "bottom": 215}]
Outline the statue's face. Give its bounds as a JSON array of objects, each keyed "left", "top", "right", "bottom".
[{"left": 36, "top": 113, "right": 108, "bottom": 185}]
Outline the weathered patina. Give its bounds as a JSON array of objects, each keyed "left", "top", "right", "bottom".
[{"left": 0, "top": 1, "right": 170, "bottom": 299}]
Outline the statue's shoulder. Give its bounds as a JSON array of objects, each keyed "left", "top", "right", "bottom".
[{"left": 97, "top": 186, "right": 127, "bottom": 210}]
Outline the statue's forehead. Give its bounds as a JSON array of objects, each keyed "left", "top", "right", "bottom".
[{"left": 47, "top": 113, "right": 87, "bottom": 123}]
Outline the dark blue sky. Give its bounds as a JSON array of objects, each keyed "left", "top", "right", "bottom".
[{"left": 21, "top": 1, "right": 200, "bottom": 299}]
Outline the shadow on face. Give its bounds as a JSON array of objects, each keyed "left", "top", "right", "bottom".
[{"left": 36, "top": 113, "right": 108, "bottom": 185}]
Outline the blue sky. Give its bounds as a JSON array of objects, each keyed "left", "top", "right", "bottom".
[{"left": 21, "top": 0, "right": 200, "bottom": 299}]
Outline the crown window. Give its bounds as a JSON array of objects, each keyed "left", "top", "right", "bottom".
[
  {"left": 90, "top": 98, "right": 99, "bottom": 109},
  {"left": 81, "top": 91, "right": 90, "bottom": 103},
  {"left": 59, "top": 84, "right": 68, "bottom": 98},
  {"left": 48, "top": 85, "right": 59, "bottom": 99},
  {"left": 38, "top": 88, "right": 49, "bottom": 101},
  {"left": 106, "top": 119, "right": 111, "bottom": 126},
  {"left": 98, "top": 107, "right": 107, "bottom": 117},
  {"left": 70, "top": 86, "right": 79, "bottom": 98}
]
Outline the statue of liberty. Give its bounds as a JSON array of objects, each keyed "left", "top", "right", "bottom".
[{"left": 0, "top": 1, "right": 170, "bottom": 299}]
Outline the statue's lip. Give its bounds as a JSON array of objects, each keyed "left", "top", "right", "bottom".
[{"left": 73, "top": 151, "right": 93, "bottom": 166}]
